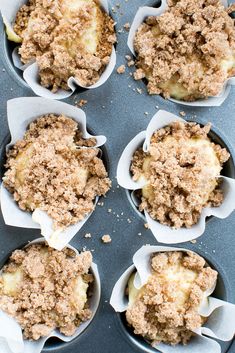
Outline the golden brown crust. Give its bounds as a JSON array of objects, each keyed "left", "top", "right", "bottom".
[
  {"left": 126, "top": 251, "right": 218, "bottom": 346},
  {"left": 3, "top": 114, "right": 111, "bottom": 229},
  {"left": 0, "top": 244, "right": 93, "bottom": 340},
  {"left": 131, "top": 121, "right": 230, "bottom": 229},
  {"left": 14, "top": 0, "right": 116, "bottom": 91},
  {"left": 133, "top": 0, "right": 235, "bottom": 100}
]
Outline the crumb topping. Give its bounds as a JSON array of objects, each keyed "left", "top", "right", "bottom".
[
  {"left": 131, "top": 121, "right": 230, "bottom": 229},
  {"left": 126, "top": 251, "right": 218, "bottom": 346},
  {"left": 134, "top": 0, "right": 235, "bottom": 101},
  {"left": 13, "top": 0, "right": 116, "bottom": 91},
  {"left": 3, "top": 114, "right": 111, "bottom": 230},
  {"left": 0, "top": 244, "right": 93, "bottom": 340}
]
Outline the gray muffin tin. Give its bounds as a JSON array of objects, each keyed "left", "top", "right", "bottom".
[{"left": 0, "top": 0, "right": 235, "bottom": 352}]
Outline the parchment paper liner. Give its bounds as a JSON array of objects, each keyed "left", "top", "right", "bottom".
[
  {"left": 0, "top": 97, "right": 108, "bottom": 250},
  {"left": 0, "top": 237, "right": 101, "bottom": 353},
  {"left": 127, "top": 0, "right": 235, "bottom": 107},
  {"left": 110, "top": 245, "right": 235, "bottom": 353},
  {"left": 0, "top": 0, "right": 116, "bottom": 100},
  {"left": 116, "top": 110, "right": 235, "bottom": 244}
]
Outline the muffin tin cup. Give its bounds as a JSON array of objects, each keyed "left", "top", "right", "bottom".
[
  {"left": 0, "top": 97, "right": 108, "bottom": 250},
  {"left": 0, "top": 237, "right": 101, "bottom": 353},
  {"left": 116, "top": 109, "right": 235, "bottom": 244},
  {"left": 110, "top": 245, "right": 235, "bottom": 353},
  {"left": 0, "top": 0, "right": 116, "bottom": 100},
  {"left": 127, "top": 0, "right": 235, "bottom": 107}
]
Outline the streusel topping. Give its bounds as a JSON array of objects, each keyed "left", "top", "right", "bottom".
[
  {"left": 13, "top": 0, "right": 116, "bottom": 91},
  {"left": 131, "top": 121, "right": 230, "bottom": 228},
  {"left": 126, "top": 251, "right": 217, "bottom": 345},
  {"left": 134, "top": 0, "right": 235, "bottom": 100},
  {"left": 3, "top": 114, "right": 111, "bottom": 230},
  {"left": 0, "top": 244, "right": 93, "bottom": 340}
]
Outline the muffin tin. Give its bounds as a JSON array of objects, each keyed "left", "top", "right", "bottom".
[{"left": 0, "top": 0, "right": 235, "bottom": 352}]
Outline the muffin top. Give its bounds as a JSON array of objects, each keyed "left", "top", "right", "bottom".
[
  {"left": 13, "top": 0, "right": 116, "bottom": 91},
  {"left": 0, "top": 244, "right": 93, "bottom": 340},
  {"left": 126, "top": 251, "right": 218, "bottom": 345},
  {"left": 133, "top": 0, "right": 235, "bottom": 101},
  {"left": 3, "top": 114, "right": 111, "bottom": 230},
  {"left": 131, "top": 121, "right": 230, "bottom": 228}
]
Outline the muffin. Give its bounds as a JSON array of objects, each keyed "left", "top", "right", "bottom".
[
  {"left": 131, "top": 121, "right": 230, "bottom": 229},
  {"left": 9, "top": 0, "right": 116, "bottom": 91},
  {"left": 3, "top": 114, "right": 111, "bottom": 231},
  {"left": 0, "top": 243, "right": 93, "bottom": 340},
  {"left": 133, "top": 0, "right": 235, "bottom": 101},
  {"left": 126, "top": 251, "right": 218, "bottom": 346}
]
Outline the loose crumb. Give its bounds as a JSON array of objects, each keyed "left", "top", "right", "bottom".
[
  {"left": 125, "top": 55, "right": 132, "bottom": 61},
  {"left": 117, "top": 65, "right": 126, "bottom": 74},
  {"left": 101, "top": 234, "right": 112, "bottom": 243},
  {"left": 77, "top": 99, "right": 88, "bottom": 108},
  {"left": 127, "top": 60, "right": 135, "bottom": 67},
  {"left": 123, "top": 22, "right": 130, "bottom": 31},
  {"left": 84, "top": 233, "right": 92, "bottom": 238}
]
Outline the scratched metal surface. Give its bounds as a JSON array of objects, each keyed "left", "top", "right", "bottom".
[{"left": 0, "top": 0, "right": 235, "bottom": 352}]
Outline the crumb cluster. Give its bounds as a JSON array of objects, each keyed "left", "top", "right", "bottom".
[
  {"left": 131, "top": 121, "right": 230, "bottom": 229},
  {"left": 126, "top": 251, "right": 218, "bottom": 346},
  {"left": 134, "top": 0, "right": 235, "bottom": 101},
  {"left": 14, "top": 0, "right": 116, "bottom": 91},
  {"left": 3, "top": 114, "right": 111, "bottom": 230},
  {"left": 0, "top": 244, "right": 93, "bottom": 340}
]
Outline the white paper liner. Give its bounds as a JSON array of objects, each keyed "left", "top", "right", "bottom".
[
  {"left": 0, "top": 0, "right": 116, "bottom": 100},
  {"left": 127, "top": 0, "right": 235, "bottom": 107},
  {"left": 0, "top": 238, "right": 101, "bottom": 353},
  {"left": 116, "top": 110, "right": 235, "bottom": 244},
  {"left": 110, "top": 245, "right": 235, "bottom": 353},
  {"left": 0, "top": 97, "right": 107, "bottom": 250}
]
